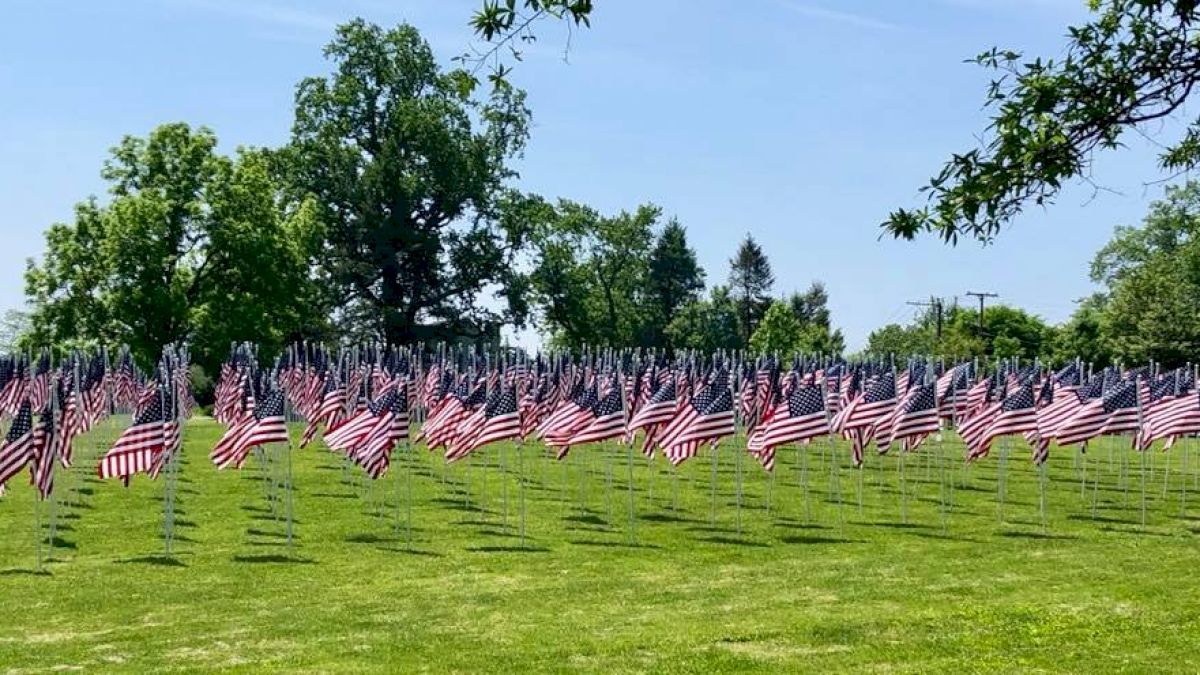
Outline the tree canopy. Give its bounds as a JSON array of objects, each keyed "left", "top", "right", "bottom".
[
  {"left": 885, "top": 1, "right": 1200, "bottom": 244},
  {"left": 283, "top": 20, "right": 532, "bottom": 346},
  {"left": 25, "top": 123, "right": 323, "bottom": 372}
]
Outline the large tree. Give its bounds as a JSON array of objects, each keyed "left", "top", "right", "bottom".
[
  {"left": 664, "top": 286, "right": 742, "bottom": 353},
  {"left": 728, "top": 235, "right": 774, "bottom": 345},
  {"left": 283, "top": 20, "right": 531, "bottom": 346},
  {"left": 785, "top": 282, "right": 846, "bottom": 355},
  {"left": 646, "top": 219, "right": 705, "bottom": 347},
  {"left": 25, "top": 123, "right": 322, "bottom": 372},
  {"left": 524, "top": 199, "right": 658, "bottom": 348},
  {"left": 885, "top": 1, "right": 1200, "bottom": 244},
  {"left": 1089, "top": 181, "right": 1200, "bottom": 366}
]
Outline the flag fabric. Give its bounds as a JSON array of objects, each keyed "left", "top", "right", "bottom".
[
  {"left": 977, "top": 383, "right": 1040, "bottom": 461},
  {"left": 31, "top": 406, "right": 59, "bottom": 500},
  {"left": 99, "top": 392, "right": 167, "bottom": 480},
  {"left": 1056, "top": 380, "right": 1140, "bottom": 447},
  {"left": 0, "top": 401, "right": 35, "bottom": 489},
  {"left": 658, "top": 374, "right": 736, "bottom": 466},
  {"left": 447, "top": 386, "right": 521, "bottom": 461},
  {"left": 566, "top": 385, "right": 625, "bottom": 447},
  {"left": 879, "top": 381, "right": 939, "bottom": 453},
  {"left": 750, "top": 382, "right": 828, "bottom": 471}
]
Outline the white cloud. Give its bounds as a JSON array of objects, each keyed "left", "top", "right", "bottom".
[{"left": 774, "top": 0, "right": 901, "bottom": 31}]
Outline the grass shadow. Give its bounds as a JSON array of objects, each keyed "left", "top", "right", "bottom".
[
  {"left": 567, "top": 539, "right": 662, "bottom": 549},
  {"left": 117, "top": 555, "right": 187, "bottom": 567},
  {"left": 466, "top": 545, "right": 550, "bottom": 553},
  {"left": 998, "top": 530, "right": 1076, "bottom": 541},
  {"left": 232, "top": 553, "right": 315, "bottom": 564},
  {"left": 640, "top": 512, "right": 701, "bottom": 524},
  {"left": 780, "top": 534, "right": 863, "bottom": 545},
  {"left": 696, "top": 536, "right": 768, "bottom": 547}
]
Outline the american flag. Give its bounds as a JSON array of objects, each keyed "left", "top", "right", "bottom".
[
  {"left": 627, "top": 378, "right": 677, "bottom": 457},
  {"left": 1056, "top": 379, "right": 1140, "bottom": 447},
  {"left": 31, "top": 405, "right": 59, "bottom": 499},
  {"left": 211, "top": 388, "right": 290, "bottom": 469},
  {"left": 355, "top": 385, "right": 409, "bottom": 478},
  {"left": 448, "top": 385, "right": 521, "bottom": 461},
  {"left": 326, "top": 385, "right": 397, "bottom": 456},
  {"left": 879, "top": 381, "right": 939, "bottom": 453},
  {"left": 99, "top": 390, "right": 167, "bottom": 480},
  {"left": 567, "top": 384, "right": 625, "bottom": 447},
  {"left": 1140, "top": 383, "right": 1200, "bottom": 450},
  {"left": 831, "top": 370, "right": 896, "bottom": 433},
  {"left": 0, "top": 401, "right": 35, "bottom": 489},
  {"left": 658, "top": 372, "right": 736, "bottom": 466},
  {"left": 544, "top": 384, "right": 599, "bottom": 455},
  {"left": 977, "top": 383, "right": 1040, "bottom": 461},
  {"left": 751, "top": 382, "right": 828, "bottom": 471}
]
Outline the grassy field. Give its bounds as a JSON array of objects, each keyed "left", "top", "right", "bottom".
[{"left": 1, "top": 417, "right": 1198, "bottom": 673}]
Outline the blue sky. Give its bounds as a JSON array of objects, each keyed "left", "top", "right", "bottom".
[{"left": 0, "top": 0, "right": 1181, "bottom": 350}]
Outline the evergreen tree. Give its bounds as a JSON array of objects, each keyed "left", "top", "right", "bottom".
[{"left": 728, "top": 235, "right": 774, "bottom": 345}]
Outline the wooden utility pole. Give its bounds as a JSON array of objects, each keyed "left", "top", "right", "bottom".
[
  {"left": 964, "top": 291, "right": 998, "bottom": 335},
  {"left": 907, "top": 297, "right": 944, "bottom": 343}
]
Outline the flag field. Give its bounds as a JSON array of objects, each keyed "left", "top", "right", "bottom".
[{"left": 1, "top": 418, "right": 1198, "bottom": 672}]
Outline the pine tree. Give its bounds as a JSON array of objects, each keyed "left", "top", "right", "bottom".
[{"left": 728, "top": 235, "right": 774, "bottom": 345}]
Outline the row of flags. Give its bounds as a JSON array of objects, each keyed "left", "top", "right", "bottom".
[
  {"left": 206, "top": 343, "right": 1200, "bottom": 483},
  {"left": 0, "top": 347, "right": 191, "bottom": 498}
]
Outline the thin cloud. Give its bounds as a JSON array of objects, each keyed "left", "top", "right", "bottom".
[
  {"left": 774, "top": 0, "right": 901, "bottom": 31},
  {"left": 170, "top": 0, "right": 339, "bottom": 33}
]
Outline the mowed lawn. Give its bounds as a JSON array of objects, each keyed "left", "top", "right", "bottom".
[{"left": 1, "top": 417, "right": 1198, "bottom": 673}]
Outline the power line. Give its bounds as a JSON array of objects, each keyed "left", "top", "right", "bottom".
[
  {"left": 906, "top": 297, "right": 944, "bottom": 342},
  {"left": 964, "top": 291, "right": 999, "bottom": 335}
]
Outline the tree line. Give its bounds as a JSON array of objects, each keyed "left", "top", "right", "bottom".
[
  {"left": 20, "top": 20, "right": 843, "bottom": 381},
  {"left": 22, "top": 7, "right": 1200, "bottom": 386}
]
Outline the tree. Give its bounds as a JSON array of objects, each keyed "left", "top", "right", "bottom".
[
  {"left": 785, "top": 282, "right": 845, "bottom": 355},
  {"left": 1086, "top": 181, "right": 1200, "bottom": 366},
  {"left": 885, "top": 1, "right": 1200, "bottom": 244},
  {"left": 664, "top": 286, "right": 742, "bottom": 353},
  {"left": 25, "top": 123, "right": 322, "bottom": 372},
  {"left": 863, "top": 303, "right": 1053, "bottom": 361},
  {"left": 467, "top": 1, "right": 595, "bottom": 86},
  {"left": 525, "top": 200, "right": 658, "bottom": 348},
  {"left": 749, "top": 301, "right": 804, "bottom": 354},
  {"left": 1052, "top": 294, "right": 1113, "bottom": 367},
  {"left": 283, "top": 20, "right": 531, "bottom": 346},
  {"left": 646, "top": 219, "right": 705, "bottom": 347},
  {"left": 728, "top": 235, "right": 774, "bottom": 345},
  {"left": 0, "top": 309, "right": 30, "bottom": 353},
  {"left": 864, "top": 322, "right": 933, "bottom": 358}
]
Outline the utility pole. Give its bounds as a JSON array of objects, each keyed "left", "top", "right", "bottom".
[
  {"left": 907, "top": 297, "right": 944, "bottom": 343},
  {"left": 964, "top": 291, "right": 999, "bottom": 336}
]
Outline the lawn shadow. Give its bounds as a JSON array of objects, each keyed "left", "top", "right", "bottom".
[
  {"left": 232, "top": 553, "right": 315, "bottom": 564},
  {"left": 998, "top": 529, "right": 1076, "bottom": 541},
  {"left": 640, "top": 512, "right": 701, "bottom": 524},
  {"left": 117, "top": 555, "right": 187, "bottom": 567},
  {"left": 780, "top": 534, "right": 863, "bottom": 545},
  {"left": 695, "top": 535, "right": 768, "bottom": 547},
  {"left": 466, "top": 545, "right": 550, "bottom": 553},
  {"left": 311, "top": 492, "right": 356, "bottom": 499},
  {"left": 567, "top": 539, "right": 662, "bottom": 549},
  {"left": 562, "top": 513, "right": 608, "bottom": 526},
  {"left": 375, "top": 545, "right": 443, "bottom": 556}
]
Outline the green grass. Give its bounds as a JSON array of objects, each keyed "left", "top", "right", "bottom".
[{"left": 1, "top": 418, "right": 1199, "bottom": 672}]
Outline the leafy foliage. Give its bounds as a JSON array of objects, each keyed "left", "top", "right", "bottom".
[
  {"left": 25, "top": 123, "right": 322, "bottom": 372},
  {"left": 467, "top": 0, "right": 595, "bottom": 86},
  {"left": 886, "top": 1, "right": 1200, "bottom": 244},
  {"left": 283, "top": 20, "right": 531, "bottom": 346},
  {"left": 1089, "top": 181, "right": 1200, "bottom": 366},
  {"left": 664, "top": 286, "right": 742, "bottom": 353}
]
